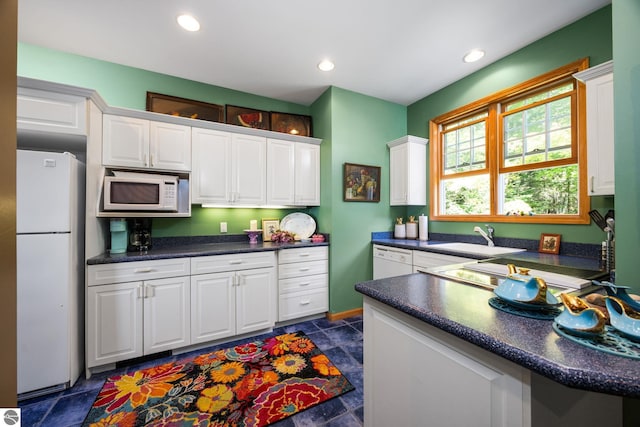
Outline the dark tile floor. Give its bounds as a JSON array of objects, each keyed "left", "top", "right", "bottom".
[{"left": 19, "top": 315, "right": 364, "bottom": 427}]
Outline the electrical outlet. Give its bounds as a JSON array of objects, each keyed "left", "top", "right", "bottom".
[{"left": 220, "top": 222, "right": 227, "bottom": 233}]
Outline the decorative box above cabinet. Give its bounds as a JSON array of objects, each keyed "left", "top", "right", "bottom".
[
  {"left": 103, "top": 114, "right": 191, "bottom": 172},
  {"left": 388, "top": 135, "right": 428, "bottom": 205},
  {"left": 574, "top": 61, "right": 614, "bottom": 196}
]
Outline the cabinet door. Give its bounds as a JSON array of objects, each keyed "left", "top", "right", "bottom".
[
  {"left": 364, "top": 299, "right": 528, "bottom": 427},
  {"left": 190, "top": 272, "right": 236, "bottom": 343},
  {"left": 586, "top": 72, "right": 614, "bottom": 195},
  {"left": 191, "top": 128, "right": 232, "bottom": 204},
  {"left": 149, "top": 122, "right": 192, "bottom": 171},
  {"left": 143, "top": 276, "right": 191, "bottom": 354},
  {"left": 389, "top": 137, "right": 427, "bottom": 206},
  {"left": 232, "top": 133, "right": 266, "bottom": 205},
  {"left": 17, "top": 87, "right": 87, "bottom": 136},
  {"left": 294, "top": 143, "right": 320, "bottom": 206},
  {"left": 267, "top": 138, "right": 295, "bottom": 205},
  {"left": 87, "top": 282, "right": 143, "bottom": 367},
  {"left": 103, "top": 115, "right": 149, "bottom": 168},
  {"left": 389, "top": 143, "right": 409, "bottom": 205},
  {"left": 236, "top": 268, "right": 276, "bottom": 335}
]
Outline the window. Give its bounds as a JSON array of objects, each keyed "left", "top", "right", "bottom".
[{"left": 430, "top": 59, "right": 590, "bottom": 224}]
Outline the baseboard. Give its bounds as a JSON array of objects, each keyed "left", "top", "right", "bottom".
[{"left": 326, "top": 307, "right": 363, "bottom": 321}]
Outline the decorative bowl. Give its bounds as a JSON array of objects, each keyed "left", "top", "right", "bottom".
[
  {"left": 593, "top": 280, "right": 640, "bottom": 312},
  {"left": 555, "top": 293, "right": 606, "bottom": 337},
  {"left": 605, "top": 296, "right": 640, "bottom": 342},
  {"left": 494, "top": 264, "right": 559, "bottom": 307}
]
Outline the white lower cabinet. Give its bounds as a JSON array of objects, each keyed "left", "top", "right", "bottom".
[
  {"left": 278, "top": 247, "right": 328, "bottom": 321},
  {"left": 87, "top": 248, "right": 332, "bottom": 374},
  {"left": 87, "top": 275, "right": 190, "bottom": 368},
  {"left": 190, "top": 252, "right": 276, "bottom": 344},
  {"left": 364, "top": 298, "right": 529, "bottom": 427}
]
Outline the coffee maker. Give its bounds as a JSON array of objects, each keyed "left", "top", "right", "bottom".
[{"left": 128, "top": 218, "right": 152, "bottom": 252}]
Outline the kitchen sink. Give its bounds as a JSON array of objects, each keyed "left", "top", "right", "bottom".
[{"left": 433, "top": 242, "right": 526, "bottom": 257}]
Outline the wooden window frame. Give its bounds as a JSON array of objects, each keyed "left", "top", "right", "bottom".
[{"left": 429, "top": 58, "right": 590, "bottom": 224}]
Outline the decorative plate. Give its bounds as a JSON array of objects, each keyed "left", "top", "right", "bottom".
[
  {"left": 494, "top": 295, "right": 561, "bottom": 312},
  {"left": 280, "top": 213, "right": 316, "bottom": 240}
]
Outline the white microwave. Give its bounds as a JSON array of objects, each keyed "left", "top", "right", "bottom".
[{"left": 104, "top": 171, "right": 178, "bottom": 211}]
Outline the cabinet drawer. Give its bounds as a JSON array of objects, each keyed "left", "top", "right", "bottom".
[
  {"left": 279, "top": 259, "right": 327, "bottom": 279},
  {"left": 279, "top": 274, "right": 327, "bottom": 294},
  {"left": 278, "top": 246, "right": 328, "bottom": 264},
  {"left": 191, "top": 251, "right": 276, "bottom": 275},
  {"left": 88, "top": 258, "right": 190, "bottom": 286},
  {"left": 279, "top": 288, "right": 328, "bottom": 321}
]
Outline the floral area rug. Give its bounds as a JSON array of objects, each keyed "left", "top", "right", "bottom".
[{"left": 82, "top": 331, "right": 354, "bottom": 426}]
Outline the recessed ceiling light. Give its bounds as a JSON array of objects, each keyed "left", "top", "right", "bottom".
[
  {"left": 318, "top": 60, "right": 335, "bottom": 72},
  {"left": 177, "top": 14, "right": 200, "bottom": 32},
  {"left": 463, "top": 49, "right": 485, "bottom": 63}
]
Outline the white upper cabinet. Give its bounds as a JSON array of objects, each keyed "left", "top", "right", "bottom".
[
  {"left": 192, "top": 128, "right": 266, "bottom": 205},
  {"left": 267, "top": 138, "right": 320, "bottom": 206},
  {"left": 388, "top": 135, "right": 428, "bottom": 205},
  {"left": 103, "top": 114, "right": 191, "bottom": 172},
  {"left": 267, "top": 138, "right": 296, "bottom": 205},
  {"left": 17, "top": 87, "right": 87, "bottom": 136},
  {"left": 294, "top": 142, "right": 321, "bottom": 206},
  {"left": 574, "top": 61, "right": 614, "bottom": 196}
]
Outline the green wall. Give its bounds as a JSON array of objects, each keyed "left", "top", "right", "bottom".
[
  {"left": 612, "top": 0, "right": 640, "bottom": 288},
  {"left": 406, "top": 5, "right": 614, "bottom": 244},
  {"left": 18, "top": 43, "right": 309, "bottom": 114},
  {"left": 311, "top": 87, "right": 407, "bottom": 313}
]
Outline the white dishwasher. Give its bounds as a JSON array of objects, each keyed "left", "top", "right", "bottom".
[{"left": 373, "top": 244, "right": 413, "bottom": 279}]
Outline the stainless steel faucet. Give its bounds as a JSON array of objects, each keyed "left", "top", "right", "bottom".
[{"left": 474, "top": 224, "right": 495, "bottom": 247}]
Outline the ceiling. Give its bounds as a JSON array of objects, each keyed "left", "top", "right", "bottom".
[{"left": 17, "top": 0, "right": 610, "bottom": 107}]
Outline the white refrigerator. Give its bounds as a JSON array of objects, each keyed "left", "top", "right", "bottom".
[{"left": 16, "top": 149, "right": 85, "bottom": 397}]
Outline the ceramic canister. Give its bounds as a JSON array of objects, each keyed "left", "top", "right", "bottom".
[
  {"left": 394, "top": 224, "right": 406, "bottom": 239},
  {"left": 406, "top": 222, "right": 418, "bottom": 239}
]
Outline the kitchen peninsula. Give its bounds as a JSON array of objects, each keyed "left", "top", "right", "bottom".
[{"left": 355, "top": 273, "right": 640, "bottom": 427}]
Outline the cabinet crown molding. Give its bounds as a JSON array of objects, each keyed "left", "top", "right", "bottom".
[
  {"left": 573, "top": 60, "right": 613, "bottom": 82},
  {"left": 386, "top": 135, "right": 429, "bottom": 148}
]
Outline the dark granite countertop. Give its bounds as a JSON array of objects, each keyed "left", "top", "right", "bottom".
[
  {"left": 372, "top": 235, "right": 602, "bottom": 272},
  {"left": 355, "top": 273, "right": 640, "bottom": 398},
  {"left": 88, "top": 237, "right": 329, "bottom": 265}
]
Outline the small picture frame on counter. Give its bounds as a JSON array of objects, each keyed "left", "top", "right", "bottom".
[
  {"left": 539, "top": 233, "right": 561, "bottom": 254},
  {"left": 262, "top": 219, "right": 279, "bottom": 242}
]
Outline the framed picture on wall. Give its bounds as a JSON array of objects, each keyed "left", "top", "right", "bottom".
[
  {"left": 270, "top": 112, "right": 313, "bottom": 137},
  {"left": 343, "top": 163, "right": 380, "bottom": 202},
  {"left": 225, "top": 105, "right": 270, "bottom": 130},
  {"left": 146, "top": 92, "right": 224, "bottom": 122}
]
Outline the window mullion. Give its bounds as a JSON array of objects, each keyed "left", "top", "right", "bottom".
[{"left": 487, "top": 104, "right": 499, "bottom": 216}]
